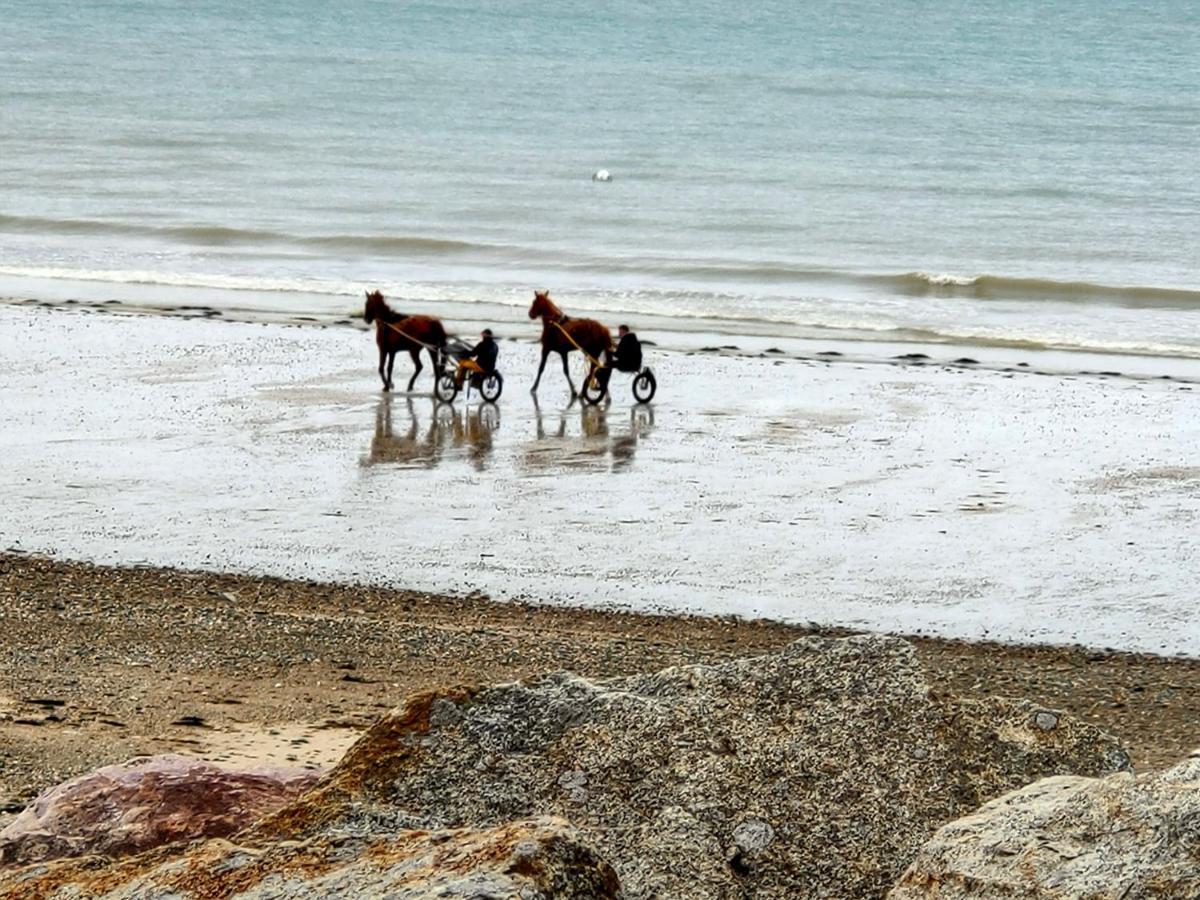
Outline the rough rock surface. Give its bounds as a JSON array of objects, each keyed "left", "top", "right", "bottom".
[
  {"left": 245, "top": 634, "right": 1127, "bottom": 899},
  {"left": 889, "top": 749, "right": 1200, "bottom": 900},
  {"left": 0, "top": 817, "right": 617, "bottom": 900},
  {"left": 0, "top": 755, "right": 318, "bottom": 868},
  {"left": 0, "top": 636, "right": 1130, "bottom": 899}
]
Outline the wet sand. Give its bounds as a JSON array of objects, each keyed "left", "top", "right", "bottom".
[
  {"left": 2, "top": 552, "right": 1199, "bottom": 829},
  {"left": 2, "top": 303, "right": 1198, "bottom": 654}
]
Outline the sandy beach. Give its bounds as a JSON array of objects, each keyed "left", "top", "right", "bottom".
[
  {"left": 2, "top": 302, "right": 1198, "bottom": 654},
  {"left": 3, "top": 551, "right": 1199, "bottom": 831}
]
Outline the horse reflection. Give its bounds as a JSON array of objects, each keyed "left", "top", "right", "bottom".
[
  {"left": 361, "top": 396, "right": 499, "bottom": 470},
  {"left": 361, "top": 396, "right": 444, "bottom": 468},
  {"left": 524, "top": 397, "right": 653, "bottom": 474}
]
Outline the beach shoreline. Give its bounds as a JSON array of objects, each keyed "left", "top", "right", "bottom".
[
  {"left": 2, "top": 551, "right": 1199, "bottom": 829},
  {"left": 3, "top": 303, "right": 1198, "bottom": 654},
  {"left": 6, "top": 293, "right": 1200, "bottom": 379}
]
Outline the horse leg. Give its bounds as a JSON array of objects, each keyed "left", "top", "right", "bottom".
[
  {"left": 531, "top": 346, "right": 551, "bottom": 394},
  {"left": 406, "top": 347, "right": 423, "bottom": 393},
  {"left": 560, "top": 351, "right": 577, "bottom": 398},
  {"left": 379, "top": 346, "right": 391, "bottom": 391},
  {"left": 584, "top": 361, "right": 599, "bottom": 399},
  {"left": 387, "top": 351, "right": 397, "bottom": 391},
  {"left": 428, "top": 347, "right": 441, "bottom": 387}
]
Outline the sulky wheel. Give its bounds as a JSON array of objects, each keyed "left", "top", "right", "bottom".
[
  {"left": 632, "top": 368, "right": 656, "bottom": 404},
  {"left": 581, "top": 373, "right": 608, "bottom": 406},
  {"left": 434, "top": 372, "right": 459, "bottom": 403},
  {"left": 479, "top": 372, "right": 503, "bottom": 403}
]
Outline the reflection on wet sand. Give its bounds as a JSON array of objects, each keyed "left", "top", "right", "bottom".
[
  {"left": 361, "top": 396, "right": 499, "bottom": 470},
  {"left": 523, "top": 398, "right": 654, "bottom": 474}
]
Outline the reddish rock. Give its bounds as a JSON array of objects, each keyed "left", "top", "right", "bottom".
[
  {"left": 0, "top": 754, "right": 319, "bottom": 868},
  {"left": 0, "top": 817, "right": 619, "bottom": 900}
]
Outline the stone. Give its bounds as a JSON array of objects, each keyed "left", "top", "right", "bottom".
[
  {"left": 1034, "top": 710, "right": 1059, "bottom": 730},
  {"left": 0, "top": 818, "right": 618, "bottom": 900},
  {"left": 0, "top": 754, "right": 318, "bottom": 869},
  {"left": 889, "top": 751, "right": 1200, "bottom": 899},
  {"left": 243, "top": 635, "right": 1125, "bottom": 899},
  {"left": 732, "top": 818, "right": 774, "bottom": 856},
  {"left": 0, "top": 636, "right": 1130, "bottom": 899}
]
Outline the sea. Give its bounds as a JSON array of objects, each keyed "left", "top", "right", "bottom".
[{"left": 2, "top": 0, "right": 1198, "bottom": 357}]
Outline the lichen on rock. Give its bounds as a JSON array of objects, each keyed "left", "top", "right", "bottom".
[
  {"left": 0, "top": 635, "right": 1130, "bottom": 899},
  {"left": 248, "top": 634, "right": 1128, "bottom": 899}
]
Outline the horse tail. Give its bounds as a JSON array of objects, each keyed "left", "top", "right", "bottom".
[{"left": 430, "top": 319, "right": 448, "bottom": 369}]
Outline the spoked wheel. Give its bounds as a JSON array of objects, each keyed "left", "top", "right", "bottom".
[
  {"left": 434, "top": 372, "right": 459, "bottom": 403},
  {"left": 632, "top": 368, "right": 657, "bottom": 404},
  {"left": 479, "top": 372, "right": 504, "bottom": 403},
  {"left": 582, "top": 371, "right": 608, "bottom": 406}
]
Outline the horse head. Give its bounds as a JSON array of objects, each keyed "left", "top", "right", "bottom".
[
  {"left": 529, "top": 290, "right": 561, "bottom": 321},
  {"left": 363, "top": 289, "right": 387, "bottom": 324}
]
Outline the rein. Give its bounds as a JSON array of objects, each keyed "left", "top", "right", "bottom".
[
  {"left": 380, "top": 318, "right": 442, "bottom": 353},
  {"left": 550, "top": 318, "right": 604, "bottom": 370}
]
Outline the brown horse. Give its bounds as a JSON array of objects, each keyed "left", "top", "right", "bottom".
[
  {"left": 528, "top": 291, "right": 612, "bottom": 397},
  {"left": 363, "top": 290, "right": 447, "bottom": 392}
]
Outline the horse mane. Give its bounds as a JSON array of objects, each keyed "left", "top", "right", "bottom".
[{"left": 365, "top": 290, "right": 408, "bottom": 324}]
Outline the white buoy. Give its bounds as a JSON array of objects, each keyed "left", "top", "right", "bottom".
[{"left": 592, "top": 169, "right": 612, "bottom": 182}]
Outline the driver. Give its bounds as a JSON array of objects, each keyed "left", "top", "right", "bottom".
[
  {"left": 610, "top": 324, "right": 642, "bottom": 373},
  {"left": 469, "top": 328, "right": 498, "bottom": 374},
  {"left": 598, "top": 324, "right": 641, "bottom": 391},
  {"left": 458, "top": 328, "right": 498, "bottom": 389}
]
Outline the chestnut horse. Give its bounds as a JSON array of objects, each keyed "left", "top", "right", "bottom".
[
  {"left": 528, "top": 291, "right": 612, "bottom": 397},
  {"left": 363, "top": 290, "right": 447, "bottom": 392}
]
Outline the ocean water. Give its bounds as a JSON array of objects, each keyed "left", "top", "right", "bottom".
[{"left": 1, "top": 0, "right": 1198, "bottom": 356}]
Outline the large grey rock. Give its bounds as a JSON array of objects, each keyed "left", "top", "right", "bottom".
[
  {"left": 889, "top": 750, "right": 1200, "bottom": 900},
  {"left": 0, "top": 636, "right": 1130, "bottom": 899},
  {"left": 247, "top": 635, "right": 1126, "bottom": 899},
  {"left": 0, "top": 818, "right": 618, "bottom": 899}
]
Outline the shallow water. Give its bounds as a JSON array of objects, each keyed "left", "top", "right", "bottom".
[
  {"left": 4, "top": 307, "right": 1198, "bottom": 655},
  {"left": 1, "top": 0, "right": 1198, "bottom": 355}
]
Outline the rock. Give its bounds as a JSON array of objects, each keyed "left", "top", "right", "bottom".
[
  {"left": 889, "top": 750, "right": 1200, "bottom": 900},
  {"left": 1034, "top": 710, "right": 1059, "bottom": 730},
  {"left": 0, "top": 755, "right": 318, "bottom": 868},
  {"left": 0, "top": 636, "right": 1129, "bottom": 899},
  {"left": 243, "top": 635, "right": 1125, "bottom": 899},
  {"left": 0, "top": 818, "right": 618, "bottom": 900}
]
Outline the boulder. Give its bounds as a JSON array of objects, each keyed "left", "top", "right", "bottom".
[
  {"left": 0, "top": 636, "right": 1131, "bottom": 899},
  {"left": 0, "top": 755, "right": 318, "bottom": 868},
  {"left": 889, "top": 749, "right": 1200, "bottom": 899},
  {"left": 246, "top": 635, "right": 1126, "bottom": 899},
  {"left": 0, "top": 818, "right": 618, "bottom": 900}
]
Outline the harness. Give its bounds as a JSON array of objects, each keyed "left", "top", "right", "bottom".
[
  {"left": 549, "top": 317, "right": 604, "bottom": 370},
  {"left": 379, "top": 317, "right": 442, "bottom": 353}
]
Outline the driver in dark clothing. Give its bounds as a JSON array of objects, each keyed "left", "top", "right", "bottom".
[
  {"left": 470, "top": 328, "right": 498, "bottom": 374},
  {"left": 610, "top": 324, "right": 642, "bottom": 372},
  {"left": 598, "top": 324, "right": 641, "bottom": 391}
]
